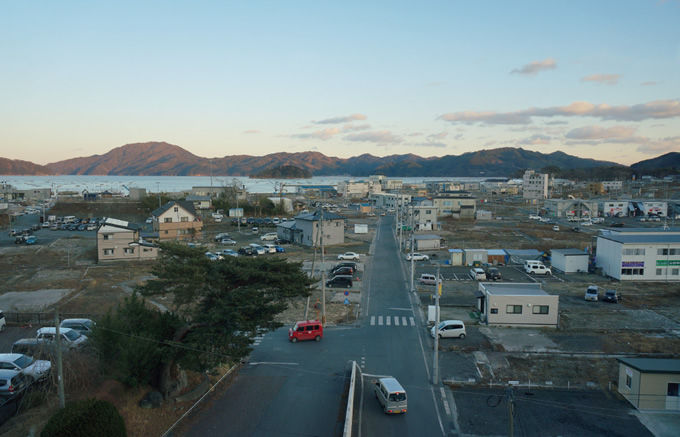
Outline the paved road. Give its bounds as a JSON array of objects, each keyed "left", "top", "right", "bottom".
[{"left": 181, "top": 215, "right": 451, "bottom": 436}]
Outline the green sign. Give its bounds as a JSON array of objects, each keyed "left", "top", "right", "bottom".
[{"left": 656, "top": 260, "right": 680, "bottom": 266}]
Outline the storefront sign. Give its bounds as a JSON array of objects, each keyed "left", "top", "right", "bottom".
[
  {"left": 656, "top": 260, "right": 680, "bottom": 266},
  {"left": 622, "top": 261, "right": 644, "bottom": 268}
]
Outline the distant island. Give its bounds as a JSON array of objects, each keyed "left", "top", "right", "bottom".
[{"left": 250, "top": 165, "right": 312, "bottom": 179}]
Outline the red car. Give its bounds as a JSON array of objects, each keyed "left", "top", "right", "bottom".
[{"left": 288, "top": 320, "right": 323, "bottom": 343}]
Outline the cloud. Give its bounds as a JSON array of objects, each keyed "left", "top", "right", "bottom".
[
  {"left": 292, "top": 127, "right": 341, "bottom": 140},
  {"left": 439, "top": 99, "right": 680, "bottom": 125},
  {"left": 344, "top": 130, "right": 403, "bottom": 144},
  {"left": 412, "top": 141, "right": 447, "bottom": 148},
  {"left": 312, "top": 114, "right": 367, "bottom": 124},
  {"left": 342, "top": 123, "right": 371, "bottom": 132},
  {"left": 243, "top": 129, "right": 260, "bottom": 134},
  {"left": 428, "top": 132, "right": 448, "bottom": 140},
  {"left": 510, "top": 58, "right": 557, "bottom": 76},
  {"left": 640, "top": 81, "right": 657, "bottom": 86},
  {"left": 483, "top": 140, "right": 497, "bottom": 147},
  {"left": 565, "top": 125, "right": 637, "bottom": 140},
  {"left": 518, "top": 134, "right": 551, "bottom": 145},
  {"left": 636, "top": 136, "right": 680, "bottom": 155},
  {"left": 545, "top": 120, "right": 568, "bottom": 125},
  {"left": 581, "top": 74, "right": 621, "bottom": 85}
]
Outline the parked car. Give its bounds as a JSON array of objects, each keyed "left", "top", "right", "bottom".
[
  {"left": 261, "top": 244, "right": 277, "bottom": 254},
  {"left": 418, "top": 273, "right": 442, "bottom": 286},
  {"left": 333, "top": 262, "right": 358, "bottom": 273},
  {"left": 60, "top": 318, "right": 96, "bottom": 336},
  {"left": 248, "top": 244, "right": 266, "bottom": 255},
  {"left": 205, "top": 252, "right": 219, "bottom": 261},
  {"left": 529, "top": 214, "right": 541, "bottom": 220},
  {"left": 326, "top": 276, "right": 352, "bottom": 288},
  {"left": 24, "top": 236, "right": 37, "bottom": 245},
  {"left": 406, "top": 253, "right": 429, "bottom": 261},
  {"left": 36, "top": 327, "right": 88, "bottom": 348},
  {"left": 220, "top": 238, "right": 237, "bottom": 245},
  {"left": 0, "top": 369, "right": 29, "bottom": 400},
  {"left": 0, "top": 353, "right": 51, "bottom": 382},
  {"left": 0, "top": 311, "right": 5, "bottom": 332},
  {"left": 552, "top": 225, "right": 560, "bottom": 231},
  {"left": 469, "top": 268, "right": 486, "bottom": 280},
  {"left": 431, "top": 320, "right": 466, "bottom": 339},
  {"left": 251, "top": 227, "right": 259, "bottom": 234},
  {"left": 237, "top": 246, "right": 257, "bottom": 256},
  {"left": 274, "top": 245, "right": 286, "bottom": 253},
  {"left": 603, "top": 290, "right": 621, "bottom": 303},
  {"left": 215, "top": 233, "right": 232, "bottom": 241},
  {"left": 585, "top": 285, "right": 599, "bottom": 302},
  {"left": 260, "top": 232, "right": 278, "bottom": 241},
  {"left": 572, "top": 227, "right": 581, "bottom": 233},
  {"left": 485, "top": 268, "right": 501, "bottom": 281},
  {"left": 220, "top": 249, "right": 238, "bottom": 257},
  {"left": 331, "top": 267, "right": 354, "bottom": 277},
  {"left": 610, "top": 222, "right": 625, "bottom": 228},
  {"left": 338, "top": 252, "right": 360, "bottom": 261}
]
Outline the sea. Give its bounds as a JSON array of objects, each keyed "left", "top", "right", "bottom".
[{"left": 1, "top": 175, "right": 489, "bottom": 195}]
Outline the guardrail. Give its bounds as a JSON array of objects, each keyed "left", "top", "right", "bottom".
[
  {"left": 4, "top": 312, "right": 103, "bottom": 326},
  {"left": 343, "top": 360, "right": 360, "bottom": 437}
]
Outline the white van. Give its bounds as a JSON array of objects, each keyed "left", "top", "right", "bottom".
[
  {"left": 374, "top": 377, "right": 407, "bottom": 414},
  {"left": 431, "top": 320, "right": 466, "bottom": 339},
  {"left": 524, "top": 260, "right": 552, "bottom": 275},
  {"left": 261, "top": 244, "right": 277, "bottom": 254}
]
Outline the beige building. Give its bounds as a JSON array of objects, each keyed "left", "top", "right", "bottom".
[
  {"left": 522, "top": 170, "right": 549, "bottom": 200},
  {"left": 432, "top": 191, "right": 476, "bottom": 219},
  {"left": 293, "top": 211, "right": 345, "bottom": 247},
  {"left": 152, "top": 201, "right": 203, "bottom": 241},
  {"left": 96, "top": 218, "right": 157, "bottom": 263},
  {"left": 475, "top": 283, "right": 559, "bottom": 327},
  {"left": 617, "top": 358, "right": 680, "bottom": 410}
]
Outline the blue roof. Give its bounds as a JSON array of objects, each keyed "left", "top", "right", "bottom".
[{"left": 448, "top": 249, "right": 463, "bottom": 253}]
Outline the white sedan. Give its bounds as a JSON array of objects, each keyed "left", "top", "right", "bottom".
[
  {"left": 406, "top": 253, "right": 429, "bottom": 261},
  {"left": 529, "top": 214, "right": 541, "bottom": 220},
  {"left": 338, "top": 252, "right": 360, "bottom": 260}
]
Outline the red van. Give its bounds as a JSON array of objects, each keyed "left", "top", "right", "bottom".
[{"left": 288, "top": 320, "right": 323, "bottom": 342}]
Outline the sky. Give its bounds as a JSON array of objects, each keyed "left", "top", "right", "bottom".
[{"left": 1, "top": 1, "right": 679, "bottom": 166}]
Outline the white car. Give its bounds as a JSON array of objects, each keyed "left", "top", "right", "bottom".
[
  {"left": 220, "top": 238, "right": 237, "bottom": 245},
  {"left": 36, "top": 327, "right": 88, "bottom": 348},
  {"left": 529, "top": 214, "right": 541, "bottom": 220},
  {"left": 552, "top": 225, "right": 560, "bottom": 231},
  {"left": 338, "top": 252, "right": 360, "bottom": 260},
  {"left": 260, "top": 232, "right": 278, "bottom": 241},
  {"left": 568, "top": 216, "right": 579, "bottom": 222},
  {"left": 581, "top": 221, "right": 593, "bottom": 226},
  {"left": 406, "top": 253, "right": 429, "bottom": 261}
]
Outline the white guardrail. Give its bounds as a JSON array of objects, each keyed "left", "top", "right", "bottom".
[{"left": 343, "top": 360, "right": 359, "bottom": 437}]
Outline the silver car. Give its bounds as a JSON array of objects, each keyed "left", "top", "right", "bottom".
[
  {"left": 0, "top": 369, "right": 28, "bottom": 399},
  {"left": 0, "top": 353, "right": 51, "bottom": 382}
]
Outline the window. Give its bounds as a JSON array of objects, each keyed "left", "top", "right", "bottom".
[
  {"left": 124, "top": 248, "right": 135, "bottom": 255},
  {"left": 173, "top": 207, "right": 179, "bottom": 212},
  {"left": 621, "top": 268, "right": 645, "bottom": 276},
  {"left": 672, "top": 269, "right": 679, "bottom": 276},
  {"left": 622, "top": 248, "right": 645, "bottom": 256},
  {"left": 181, "top": 216, "right": 188, "bottom": 222},
  {"left": 490, "top": 308, "right": 498, "bottom": 314},
  {"left": 532, "top": 305, "right": 549, "bottom": 314},
  {"left": 625, "top": 375, "right": 632, "bottom": 389},
  {"left": 103, "top": 249, "right": 114, "bottom": 256},
  {"left": 103, "top": 234, "right": 112, "bottom": 240},
  {"left": 164, "top": 230, "right": 169, "bottom": 235},
  {"left": 143, "top": 248, "right": 153, "bottom": 252},
  {"left": 656, "top": 269, "right": 665, "bottom": 276},
  {"left": 506, "top": 305, "right": 522, "bottom": 314},
  {"left": 164, "top": 218, "right": 173, "bottom": 223}
]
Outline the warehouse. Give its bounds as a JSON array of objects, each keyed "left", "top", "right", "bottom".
[
  {"left": 551, "top": 248, "right": 589, "bottom": 274},
  {"left": 617, "top": 358, "right": 680, "bottom": 410}
]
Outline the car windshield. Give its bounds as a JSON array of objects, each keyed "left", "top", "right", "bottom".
[
  {"left": 13, "top": 355, "right": 33, "bottom": 369},
  {"left": 437, "top": 321, "right": 447, "bottom": 330},
  {"left": 64, "top": 330, "right": 81, "bottom": 341}
]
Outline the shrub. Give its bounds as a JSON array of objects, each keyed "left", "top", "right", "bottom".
[{"left": 41, "top": 398, "right": 126, "bottom": 437}]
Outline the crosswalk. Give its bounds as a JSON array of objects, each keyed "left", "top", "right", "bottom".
[{"left": 369, "top": 315, "right": 416, "bottom": 327}]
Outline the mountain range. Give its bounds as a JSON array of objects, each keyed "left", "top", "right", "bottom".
[{"left": 0, "top": 141, "right": 677, "bottom": 177}]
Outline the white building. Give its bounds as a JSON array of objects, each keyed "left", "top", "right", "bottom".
[
  {"left": 475, "top": 283, "right": 559, "bottom": 327},
  {"left": 600, "top": 200, "right": 629, "bottom": 218},
  {"left": 602, "top": 181, "right": 623, "bottom": 192},
  {"left": 337, "top": 180, "right": 382, "bottom": 199},
  {"left": 551, "top": 249, "right": 589, "bottom": 274},
  {"left": 369, "top": 192, "right": 412, "bottom": 210},
  {"left": 595, "top": 228, "right": 680, "bottom": 281},
  {"left": 522, "top": 170, "right": 549, "bottom": 200}
]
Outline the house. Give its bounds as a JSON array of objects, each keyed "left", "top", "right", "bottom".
[
  {"left": 152, "top": 201, "right": 203, "bottom": 241},
  {"left": 432, "top": 191, "right": 476, "bottom": 219},
  {"left": 595, "top": 228, "right": 680, "bottom": 281},
  {"left": 277, "top": 220, "right": 296, "bottom": 242},
  {"left": 185, "top": 195, "right": 212, "bottom": 210},
  {"left": 616, "top": 358, "right": 680, "bottom": 411},
  {"left": 551, "top": 249, "right": 589, "bottom": 273},
  {"left": 448, "top": 249, "right": 464, "bottom": 265},
  {"left": 414, "top": 234, "right": 446, "bottom": 251},
  {"left": 293, "top": 210, "right": 345, "bottom": 247},
  {"left": 96, "top": 218, "right": 157, "bottom": 263},
  {"left": 475, "top": 283, "right": 559, "bottom": 327}
]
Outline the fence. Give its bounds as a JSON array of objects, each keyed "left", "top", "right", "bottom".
[{"left": 4, "top": 312, "right": 103, "bottom": 326}]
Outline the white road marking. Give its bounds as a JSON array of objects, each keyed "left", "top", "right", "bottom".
[
  {"left": 386, "top": 316, "right": 391, "bottom": 326},
  {"left": 370, "top": 316, "right": 375, "bottom": 326},
  {"left": 394, "top": 316, "right": 399, "bottom": 326},
  {"left": 378, "top": 316, "right": 383, "bottom": 326},
  {"left": 402, "top": 316, "right": 407, "bottom": 326}
]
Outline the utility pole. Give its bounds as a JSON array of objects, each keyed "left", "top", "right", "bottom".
[
  {"left": 507, "top": 385, "right": 515, "bottom": 437},
  {"left": 54, "top": 308, "right": 65, "bottom": 408},
  {"left": 432, "top": 263, "right": 441, "bottom": 383},
  {"left": 320, "top": 208, "right": 326, "bottom": 326}
]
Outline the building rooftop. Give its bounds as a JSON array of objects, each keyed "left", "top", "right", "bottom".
[
  {"left": 551, "top": 249, "right": 589, "bottom": 256},
  {"left": 481, "top": 282, "right": 548, "bottom": 296},
  {"left": 598, "top": 234, "right": 680, "bottom": 244},
  {"left": 617, "top": 358, "right": 680, "bottom": 374},
  {"left": 414, "top": 234, "right": 442, "bottom": 240}
]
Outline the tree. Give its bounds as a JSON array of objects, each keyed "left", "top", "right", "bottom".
[{"left": 136, "top": 243, "right": 315, "bottom": 397}]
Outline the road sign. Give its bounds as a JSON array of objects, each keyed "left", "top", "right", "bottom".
[
  {"left": 344, "top": 290, "right": 349, "bottom": 296},
  {"left": 229, "top": 208, "right": 244, "bottom": 217},
  {"left": 344, "top": 298, "right": 350, "bottom": 305}
]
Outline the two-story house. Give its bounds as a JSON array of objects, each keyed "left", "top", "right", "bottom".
[
  {"left": 96, "top": 218, "right": 158, "bottom": 263},
  {"left": 152, "top": 201, "right": 203, "bottom": 241},
  {"left": 293, "top": 211, "right": 345, "bottom": 247}
]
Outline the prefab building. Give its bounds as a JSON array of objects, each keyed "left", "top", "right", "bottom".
[
  {"left": 463, "top": 249, "right": 488, "bottom": 266},
  {"left": 414, "top": 234, "right": 445, "bottom": 251},
  {"left": 448, "top": 249, "right": 463, "bottom": 266},
  {"left": 617, "top": 358, "right": 680, "bottom": 411},
  {"left": 476, "top": 283, "right": 559, "bottom": 327},
  {"left": 487, "top": 249, "right": 508, "bottom": 265},
  {"left": 551, "top": 249, "right": 589, "bottom": 273}
]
